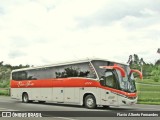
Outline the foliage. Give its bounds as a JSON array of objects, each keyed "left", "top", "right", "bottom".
[
  {"left": 0, "top": 89, "right": 9, "bottom": 96},
  {"left": 0, "top": 61, "right": 30, "bottom": 88},
  {"left": 151, "top": 67, "right": 160, "bottom": 82},
  {"left": 155, "top": 59, "right": 160, "bottom": 65},
  {"left": 127, "top": 54, "right": 160, "bottom": 80}
]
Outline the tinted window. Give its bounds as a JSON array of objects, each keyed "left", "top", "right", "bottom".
[
  {"left": 12, "top": 71, "right": 27, "bottom": 80},
  {"left": 12, "top": 62, "right": 97, "bottom": 80},
  {"left": 55, "top": 62, "right": 97, "bottom": 79},
  {"left": 12, "top": 67, "right": 55, "bottom": 80},
  {"left": 27, "top": 67, "right": 55, "bottom": 80}
]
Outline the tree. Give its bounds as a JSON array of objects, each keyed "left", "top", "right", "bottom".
[
  {"left": 133, "top": 54, "right": 140, "bottom": 64},
  {"left": 127, "top": 55, "right": 133, "bottom": 65},
  {"left": 127, "top": 54, "right": 160, "bottom": 81},
  {"left": 0, "top": 61, "right": 3, "bottom": 66},
  {"left": 155, "top": 59, "right": 160, "bottom": 65},
  {"left": 150, "top": 65, "right": 160, "bottom": 82}
]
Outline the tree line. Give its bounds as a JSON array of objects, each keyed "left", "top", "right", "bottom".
[{"left": 127, "top": 54, "right": 160, "bottom": 82}]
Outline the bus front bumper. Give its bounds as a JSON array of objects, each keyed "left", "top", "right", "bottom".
[{"left": 120, "top": 97, "right": 138, "bottom": 106}]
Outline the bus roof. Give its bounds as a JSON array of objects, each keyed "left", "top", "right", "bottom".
[{"left": 12, "top": 58, "right": 128, "bottom": 72}]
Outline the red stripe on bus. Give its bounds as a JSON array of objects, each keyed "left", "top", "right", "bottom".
[{"left": 10, "top": 78, "right": 137, "bottom": 98}]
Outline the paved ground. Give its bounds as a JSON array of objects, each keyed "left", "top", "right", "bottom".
[{"left": 0, "top": 96, "right": 160, "bottom": 120}]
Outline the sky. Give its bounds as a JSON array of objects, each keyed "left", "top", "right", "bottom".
[{"left": 0, "top": 0, "right": 160, "bottom": 66}]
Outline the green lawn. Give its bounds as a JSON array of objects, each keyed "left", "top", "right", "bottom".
[
  {"left": 0, "top": 88, "right": 10, "bottom": 96},
  {"left": 136, "top": 78, "right": 160, "bottom": 85},
  {"left": 136, "top": 84, "right": 160, "bottom": 91},
  {"left": 136, "top": 79, "right": 160, "bottom": 105}
]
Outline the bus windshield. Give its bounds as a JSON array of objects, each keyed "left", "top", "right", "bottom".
[
  {"left": 116, "top": 65, "right": 136, "bottom": 93},
  {"left": 91, "top": 60, "right": 136, "bottom": 93}
]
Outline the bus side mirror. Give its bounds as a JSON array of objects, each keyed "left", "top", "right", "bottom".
[
  {"left": 130, "top": 69, "right": 143, "bottom": 79},
  {"left": 99, "top": 65, "right": 126, "bottom": 77}
]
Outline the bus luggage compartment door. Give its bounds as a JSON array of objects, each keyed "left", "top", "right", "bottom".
[{"left": 52, "top": 88, "right": 64, "bottom": 102}]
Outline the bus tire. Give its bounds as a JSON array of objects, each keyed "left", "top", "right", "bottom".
[
  {"left": 84, "top": 95, "right": 97, "bottom": 109},
  {"left": 22, "top": 93, "right": 29, "bottom": 103}
]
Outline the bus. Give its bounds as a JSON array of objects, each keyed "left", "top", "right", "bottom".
[{"left": 10, "top": 58, "right": 142, "bottom": 109}]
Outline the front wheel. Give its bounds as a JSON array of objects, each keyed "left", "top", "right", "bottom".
[{"left": 84, "top": 95, "right": 97, "bottom": 109}]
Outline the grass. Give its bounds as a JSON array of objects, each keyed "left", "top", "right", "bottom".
[
  {"left": 137, "top": 101, "right": 160, "bottom": 105},
  {"left": 136, "top": 79, "right": 160, "bottom": 105},
  {"left": 0, "top": 88, "right": 10, "bottom": 96},
  {"left": 136, "top": 84, "right": 160, "bottom": 91},
  {"left": 136, "top": 78, "right": 160, "bottom": 85}
]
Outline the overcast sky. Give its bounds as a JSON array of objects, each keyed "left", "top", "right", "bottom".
[{"left": 0, "top": 0, "right": 160, "bottom": 66}]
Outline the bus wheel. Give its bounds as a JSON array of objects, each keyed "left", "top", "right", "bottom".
[
  {"left": 38, "top": 101, "right": 46, "bottom": 103},
  {"left": 84, "top": 95, "right": 97, "bottom": 109},
  {"left": 22, "top": 93, "right": 29, "bottom": 103}
]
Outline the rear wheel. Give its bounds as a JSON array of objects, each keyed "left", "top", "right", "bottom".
[
  {"left": 22, "top": 93, "right": 29, "bottom": 103},
  {"left": 84, "top": 95, "right": 97, "bottom": 109}
]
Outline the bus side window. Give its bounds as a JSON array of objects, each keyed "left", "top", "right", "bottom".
[
  {"left": 104, "top": 71, "right": 117, "bottom": 89},
  {"left": 54, "top": 62, "right": 97, "bottom": 79},
  {"left": 12, "top": 71, "right": 28, "bottom": 80},
  {"left": 19, "top": 71, "right": 27, "bottom": 80},
  {"left": 12, "top": 72, "right": 18, "bottom": 80}
]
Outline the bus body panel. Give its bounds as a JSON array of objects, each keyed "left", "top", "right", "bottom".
[
  {"left": 10, "top": 59, "right": 138, "bottom": 107},
  {"left": 52, "top": 88, "right": 64, "bottom": 102},
  {"left": 40, "top": 88, "right": 52, "bottom": 101},
  {"left": 10, "top": 78, "right": 137, "bottom": 106},
  {"left": 11, "top": 87, "right": 137, "bottom": 106},
  {"left": 11, "top": 87, "right": 126, "bottom": 106},
  {"left": 100, "top": 89, "right": 118, "bottom": 106}
]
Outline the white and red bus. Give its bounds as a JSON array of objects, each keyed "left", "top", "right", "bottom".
[{"left": 10, "top": 58, "right": 142, "bottom": 109}]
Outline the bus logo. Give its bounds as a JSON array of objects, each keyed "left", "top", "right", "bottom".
[{"left": 17, "top": 81, "right": 34, "bottom": 87}]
